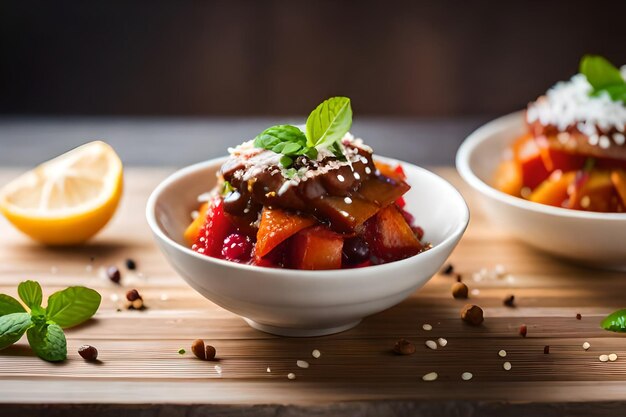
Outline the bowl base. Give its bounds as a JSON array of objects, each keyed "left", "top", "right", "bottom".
[{"left": 243, "top": 318, "right": 361, "bottom": 337}]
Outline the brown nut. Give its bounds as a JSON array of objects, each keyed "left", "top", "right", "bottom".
[
  {"left": 503, "top": 295, "right": 515, "bottom": 307},
  {"left": 461, "top": 304, "right": 484, "bottom": 326},
  {"left": 393, "top": 338, "right": 416, "bottom": 355},
  {"left": 451, "top": 282, "right": 469, "bottom": 299},
  {"left": 78, "top": 345, "right": 98, "bottom": 361},
  {"left": 126, "top": 289, "right": 141, "bottom": 302},
  {"left": 191, "top": 339, "right": 206, "bottom": 360},
  {"left": 205, "top": 345, "right": 216, "bottom": 360}
]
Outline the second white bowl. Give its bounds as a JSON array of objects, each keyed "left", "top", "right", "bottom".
[{"left": 456, "top": 111, "right": 626, "bottom": 270}]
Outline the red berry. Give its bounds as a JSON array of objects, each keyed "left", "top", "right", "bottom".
[
  {"left": 395, "top": 196, "right": 406, "bottom": 209},
  {"left": 192, "top": 199, "right": 234, "bottom": 258},
  {"left": 221, "top": 233, "right": 253, "bottom": 262}
]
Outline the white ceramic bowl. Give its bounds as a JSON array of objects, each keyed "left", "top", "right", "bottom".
[
  {"left": 147, "top": 156, "right": 469, "bottom": 337},
  {"left": 457, "top": 111, "right": 626, "bottom": 270}
]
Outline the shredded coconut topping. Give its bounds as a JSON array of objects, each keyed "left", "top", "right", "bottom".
[{"left": 526, "top": 69, "right": 626, "bottom": 147}]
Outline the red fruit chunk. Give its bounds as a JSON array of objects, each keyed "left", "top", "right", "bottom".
[
  {"left": 514, "top": 134, "right": 550, "bottom": 190},
  {"left": 221, "top": 233, "right": 253, "bottom": 262},
  {"left": 290, "top": 226, "right": 344, "bottom": 270},
  {"left": 255, "top": 208, "right": 315, "bottom": 258},
  {"left": 395, "top": 196, "right": 406, "bottom": 209},
  {"left": 192, "top": 199, "right": 234, "bottom": 258},
  {"left": 365, "top": 205, "right": 422, "bottom": 263}
]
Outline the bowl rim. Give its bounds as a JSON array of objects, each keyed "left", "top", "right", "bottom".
[
  {"left": 146, "top": 155, "right": 470, "bottom": 277},
  {"left": 456, "top": 110, "right": 626, "bottom": 221}
]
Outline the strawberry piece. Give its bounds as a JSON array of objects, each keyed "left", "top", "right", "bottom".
[
  {"left": 221, "top": 233, "right": 253, "bottom": 262},
  {"left": 192, "top": 199, "right": 234, "bottom": 258},
  {"left": 255, "top": 208, "right": 316, "bottom": 258},
  {"left": 513, "top": 134, "right": 550, "bottom": 190},
  {"left": 290, "top": 226, "right": 344, "bottom": 270},
  {"left": 365, "top": 204, "right": 422, "bottom": 263}
]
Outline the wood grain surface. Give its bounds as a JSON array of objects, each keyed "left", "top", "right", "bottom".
[{"left": 1, "top": 167, "right": 625, "bottom": 416}]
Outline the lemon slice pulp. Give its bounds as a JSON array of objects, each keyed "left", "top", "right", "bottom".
[{"left": 0, "top": 141, "right": 123, "bottom": 245}]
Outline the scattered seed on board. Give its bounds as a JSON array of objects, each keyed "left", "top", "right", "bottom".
[
  {"left": 498, "top": 349, "right": 507, "bottom": 358},
  {"left": 422, "top": 324, "right": 433, "bottom": 331},
  {"left": 503, "top": 295, "right": 515, "bottom": 307},
  {"left": 297, "top": 360, "right": 309, "bottom": 369},
  {"left": 214, "top": 365, "right": 222, "bottom": 375},
  {"left": 287, "top": 373, "right": 296, "bottom": 380},
  {"left": 503, "top": 362, "right": 512, "bottom": 371},
  {"left": 422, "top": 372, "right": 438, "bottom": 381},
  {"left": 425, "top": 340, "right": 438, "bottom": 350},
  {"left": 609, "top": 353, "right": 618, "bottom": 362},
  {"left": 441, "top": 264, "right": 454, "bottom": 275},
  {"left": 438, "top": 338, "right": 448, "bottom": 347},
  {"left": 599, "top": 355, "right": 609, "bottom": 362},
  {"left": 576, "top": 313, "right": 582, "bottom": 320},
  {"left": 312, "top": 349, "right": 321, "bottom": 359},
  {"left": 471, "top": 289, "right": 480, "bottom": 296},
  {"left": 461, "top": 372, "right": 473, "bottom": 381},
  {"left": 106, "top": 266, "right": 121, "bottom": 284},
  {"left": 583, "top": 342, "right": 591, "bottom": 350},
  {"left": 267, "top": 367, "right": 271, "bottom": 373},
  {"left": 519, "top": 324, "right": 528, "bottom": 337}
]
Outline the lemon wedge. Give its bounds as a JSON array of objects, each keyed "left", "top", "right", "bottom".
[{"left": 0, "top": 141, "right": 123, "bottom": 245}]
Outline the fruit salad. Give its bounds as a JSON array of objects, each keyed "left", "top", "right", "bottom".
[
  {"left": 494, "top": 55, "right": 626, "bottom": 212},
  {"left": 184, "top": 97, "right": 427, "bottom": 269}
]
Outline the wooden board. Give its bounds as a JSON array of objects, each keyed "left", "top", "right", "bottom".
[{"left": 1, "top": 167, "right": 626, "bottom": 416}]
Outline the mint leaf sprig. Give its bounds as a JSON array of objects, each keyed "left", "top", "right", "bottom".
[
  {"left": 601, "top": 309, "right": 626, "bottom": 333},
  {"left": 580, "top": 55, "right": 626, "bottom": 102},
  {"left": 0, "top": 280, "right": 101, "bottom": 362},
  {"left": 253, "top": 97, "right": 353, "bottom": 168}
]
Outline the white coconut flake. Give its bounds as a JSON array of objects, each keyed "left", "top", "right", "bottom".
[
  {"left": 422, "top": 372, "right": 438, "bottom": 381},
  {"left": 461, "top": 372, "right": 473, "bottom": 381},
  {"left": 425, "top": 340, "right": 438, "bottom": 350},
  {"left": 266, "top": 367, "right": 271, "bottom": 373},
  {"left": 214, "top": 365, "right": 222, "bottom": 375},
  {"left": 526, "top": 70, "right": 626, "bottom": 144},
  {"left": 437, "top": 338, "right": 448, "bottom": 347}
]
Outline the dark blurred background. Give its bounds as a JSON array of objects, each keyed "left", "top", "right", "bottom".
[
  {"left": 1, "top": 0, "right": 625, "bottom": 167},
  {"left": 2, "top": 0, "right": 626, "bottom": 117}
]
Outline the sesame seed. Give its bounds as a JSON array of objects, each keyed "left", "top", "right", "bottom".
[
  {"left": 354, "top": 172, "right": 361, "bottom": 180},
  {"left": 422, "top": 324, "right": 432, "bottom": 331},
  {"left": 461, "top": 372, "right": 473, "bottom": 381},
  {"left": 266, "top": 367, "right": 271, "bottom": 373},
  {"left": 609, "top": 353, "right": 618, "bottom": 362},
  {"left": 297, "top": 360, "right": 309, "bottom": 369},
  {"left": 583, "top": 342, "right": 591, "bottom": 350},
  {"left": 365, "top": 167, "right": 372, "bottom": 174},
  {"left": 437, "top": 338, "right": 448, "bottom": 347},
  {"left": 344, "top": 197, "right": 353, "bottom": 204},
  {"left": 109, "top": 294, "right": 119, "bottom": 302},
  {"left": 214, "top": 365, "right": 222, "bottom": 375},
  {"left": 471, "top": 289, "right": 480, "bottom": 296},
  {"left": 425, "top": 340, "right": 438, "bottom": 350},
  {"left": 312, "top": 349, "right": 321, "bottom": 359},
  {"left": 599, "top": 355, "right": 609, "bottom": 362},
  {"left": 422, "top": 372, "right": 438, "bottom": 381},
  {"left": 599, "top": 135, "right": 611, "bottom": 149},
  {"left": 287, "top": 373, "right": 296, "bottom": 380},
  {"left": 337, "top": 175, "right": 345, "bottom": 182},
  {"left": 503, "top": 362, "right": 512, "bottom": 371},
  {"left": 498, "top": 350, "right": 507, "bottom": 358}
]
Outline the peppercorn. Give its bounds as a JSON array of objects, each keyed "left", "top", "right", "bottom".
[
  {"left": 460, "top": 304, "right": 484, "bottom": 326},
  {"left": 503, "top": 295, "right": 515, "bottom": 307},
  {"left": 441, "top": 263, "right": 454, "bottom": 275},
  {"left": 78, "top": 345, "right": 98, "bottom": 361},
  {"left": 451, "top": 282, "right": 469, "bottom": 299},
  {"left": 106, "top": 266, "right": 121, "bottom": 284},
  {"left": 125, "top": 258, "right": 137, "bottom": 270},
  {"left": 393, "top": 338, "right": 416, "bottom": 355}
]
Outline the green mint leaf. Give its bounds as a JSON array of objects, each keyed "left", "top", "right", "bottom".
[
  {"left": 600, "top": 84, "right": 626, "bottom": 102},
  {"left": 281, "top": 142, "right": 304, "bottom": 155},
  {"left": 45, "top": 286, "right": 101, "bottom": 329},
  {"left": 601, "top": 309, "right": 626, "bottom": 332},
  {"left": 305, "top": 97, "right": 352, "bottom": 149},
  {"left": 305, "top": 147, "right": 318, "bottom": 160},
  {"left": 221, "top": 181, "right": 235, "bottom": 196},
  {"left": 279, "top": 155, "right": 293, "bottom": 168},
  {"left": 27, "top": 323, "right": 67, "bottom": 362},
  {"left": 0, "top": 312, "right": 32, "bottom": 350},
  {"left": 580, "top": 55, "right": 626, "bottom": 102},
  {"left": 283, "top": 168, "right": 298, "bottom": 179},
  {"left": 254, "top": 125, "right": 307, "bottom": 151},
  {"left": 17, "top": 280, "right": 42, "bottom": 309},
  {"left": 0, "top": 294, "right": 26, "bottom": 316}
]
